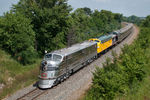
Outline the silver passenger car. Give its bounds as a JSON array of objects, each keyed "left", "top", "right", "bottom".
[
  {"left": 113, "top": 23, "right": 133, "bottom": 42},
  {"left": 38, "top": 41, "right": 97, "bottom": 89}
]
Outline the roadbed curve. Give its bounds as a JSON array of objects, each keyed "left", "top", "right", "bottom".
[{"left": 4, "top": 25, "right": 139, "bottom": 100}]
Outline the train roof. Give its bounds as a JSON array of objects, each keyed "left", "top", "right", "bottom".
[
  {"left": 114, "top": 23, "right": 133, "bottom": 34},
  {"left": 98, "top": 35, "right": 112, "bottom": 43},
  {"left": 120, "top": 23, "right": 133, "bottom": 33},
  {"left": 51, "top": 41, "right": 96, "bottom": 56}
]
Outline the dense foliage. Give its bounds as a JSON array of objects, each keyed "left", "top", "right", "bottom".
[
  {"left": 12, "top": 0, "right": 72, "bottom": 55},
  {"left": 84, "top": 15, "right": 150, "bottom": 100},
  {"left": 141, "top": 15, "right": 150, "bottom": 27},
  {"left": 0, "top": 12, "right": 37, "bottom": 65},
  {"left": 0, "top": 0, "right": 122, "bottom": 65}
]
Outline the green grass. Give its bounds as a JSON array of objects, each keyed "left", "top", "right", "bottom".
[{"left": 0, "top": 49, "right": 41, "bottom": 99}]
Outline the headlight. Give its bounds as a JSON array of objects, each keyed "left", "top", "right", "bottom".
[
  {"left": 42, "top": 66, "right": 47, "bottom": 71},
  {"left": 44, "top": 61, "right": 47, "bottom": 65}
]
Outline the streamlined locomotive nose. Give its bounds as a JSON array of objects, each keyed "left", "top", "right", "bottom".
[
  {"left": 38, "top": 60, "right": 58, "bottom": 89},
  {"left": 38, "top": 53, "right": 63, "bottom": 89}
]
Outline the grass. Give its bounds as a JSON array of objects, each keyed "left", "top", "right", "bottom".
[{"left": 0, "top": 49, "right": 41, "bottom": 99}]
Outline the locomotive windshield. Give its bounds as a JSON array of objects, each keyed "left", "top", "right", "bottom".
[
  {"left": 45, "top": 54, "right": 52, "bottom": 60},
  {"left": 53, "top": 54, "right": 62, "bottom": 61},
  {"left": 45, "top": 53, "right": 62, "bottom": 62}
]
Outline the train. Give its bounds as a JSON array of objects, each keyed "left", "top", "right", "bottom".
[{"left": 38, "top": 23, "right": 133, "bottom": 89}]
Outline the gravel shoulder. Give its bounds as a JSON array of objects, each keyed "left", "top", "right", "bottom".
[{"left": 4, "top": 25, "right": 139, "bottom": 100}]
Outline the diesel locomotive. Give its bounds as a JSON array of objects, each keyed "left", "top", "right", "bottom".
[{"left": 38, "top": 23, "right": 133, "bottom": 89}]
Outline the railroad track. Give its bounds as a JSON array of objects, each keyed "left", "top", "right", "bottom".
[{"left": 16, "top": 88, "right": 47, "bottom": 100}]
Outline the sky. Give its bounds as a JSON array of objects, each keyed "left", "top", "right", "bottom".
[
  {"left": 0, "top": 0, "right": 150, "bottom": 17},
  {"left": 0, "top": 0, "right": 19, "bottom": 16}
]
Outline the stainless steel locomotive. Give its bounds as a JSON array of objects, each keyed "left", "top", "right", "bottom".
[
  {"left": 38, "top": 41, "right": 97, "bottom": 88},
  {"left": 38, "top": 23, "right": 133, "bottom": 89}
]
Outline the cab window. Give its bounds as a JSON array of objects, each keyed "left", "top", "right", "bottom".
[{"left": 53, "top": 54, "right": 62, "bottom": 61}]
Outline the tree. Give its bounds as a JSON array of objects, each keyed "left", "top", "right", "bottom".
[
  {"left": 68, "top": 8, "right": 98, "bottom": 45},
  {"left": 141, "top": 15, "right": 150, "bottom": 27},
  {"left": 114, "top": 13, "right": 123, "bottom": 23},
  {"left": 123, "top": 15, "right": 143, "bottom": 26},
  {"left": 0, "top": 12, "right": 36, "bottom": 64},
  {"left": 12, "top": 0, "right": 72, "bottom": 55},
  {"left": 92, "top": 10, "right": 121, "bottom": 33},
  {"left": 81, "top": 7, "right": 92, "bottom": 16}
]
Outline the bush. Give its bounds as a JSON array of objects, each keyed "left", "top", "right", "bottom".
[{"left": 16, "top": 47, "right": 38, "bottom": 65}]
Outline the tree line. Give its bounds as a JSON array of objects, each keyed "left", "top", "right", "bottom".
[
  {"left": 123, "top": 15, "right": 143, "bottom": 26},
  {"left": 0, "top": 0, "right": 122, "bottom": 65}
]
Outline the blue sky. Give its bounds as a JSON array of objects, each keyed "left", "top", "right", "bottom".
[{"left": 0, "top": 0, "right": 150, "bottom": 17}]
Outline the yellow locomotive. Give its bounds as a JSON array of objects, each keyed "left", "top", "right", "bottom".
[
  {"left": 89, "top": 23, "right": 133, "bottom": 54},
  {"left": 89, "top": 35, "right": 112, "bottom": 54}
]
